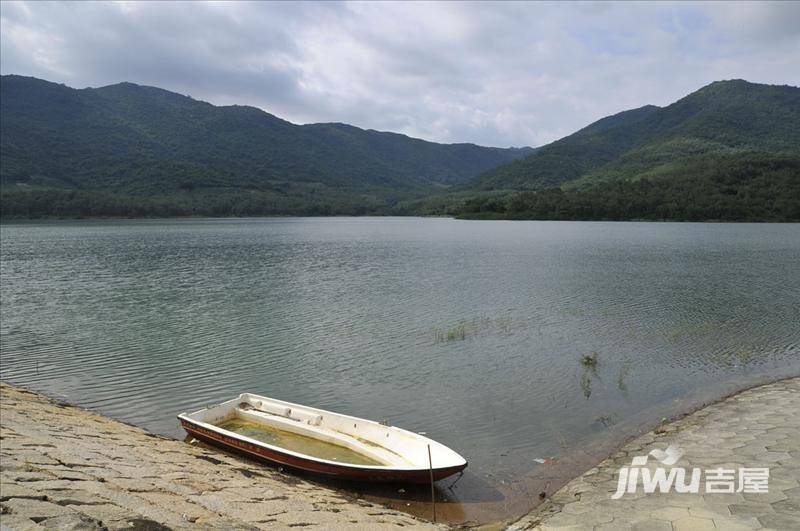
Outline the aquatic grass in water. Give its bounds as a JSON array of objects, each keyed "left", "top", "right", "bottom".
[
  {"left": 433, "top": 323, "right": 468, "bottom": 343},
  {"left": 617, "top": 362, "right": 631, "bottom": 393},
  {"left": 432, "top": 315, "right": 516, "bottom": 344},
  {"left": 580, "top": 352, "right": 599, "bottom": 370},
  {"left": 578, "top": 353, "right": 601, "bottom": 399},
  {"left": 580, "top": 372, "right": 593, "bottom": 399},
  {"left": 593, "top": 414, "right": 614, "bottom": 427}
]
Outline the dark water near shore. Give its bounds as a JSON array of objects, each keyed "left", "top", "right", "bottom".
[{"left": 2, "top": 218, "right": 799, "bottom": 523}]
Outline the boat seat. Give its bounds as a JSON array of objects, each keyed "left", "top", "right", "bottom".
[
  {"left": 305, "top": 414, "right": 322, "bottom": 426},
  {"left": 290, "top": 410, "right": 323, "bottom": 426},
  {"left": 245, "top": 400, "right": 291, "bottom": 418}
]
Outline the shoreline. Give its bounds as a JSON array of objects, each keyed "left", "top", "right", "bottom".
[
  {"left": 2, "top": 215, "right": 800, "bottom": 223},
  {"left": 507, "top": 377, "right": 800, "bottom": 530},
  {"left": 0, "top": 382, "right": 440, "bottom": 530},
  {"left": 458, "top": 372, "right": 800, "bottom": 528},
  {"left": 3, "top": 375, "right": 798, "bottom": 529}
]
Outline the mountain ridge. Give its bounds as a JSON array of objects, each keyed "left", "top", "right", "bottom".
[
  {"left": 2, "top": 75, "right": 797, "bottom": 220},
  {"left": 0, "top": 75, "right": 532, "bottom": 202},
  {"left": 473, "top": 79, "right": 799, "bottom": 191}
]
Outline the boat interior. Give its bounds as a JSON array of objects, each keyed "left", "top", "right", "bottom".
[{"left": 182, "top": 393, "right": 465, "bottom": 470}]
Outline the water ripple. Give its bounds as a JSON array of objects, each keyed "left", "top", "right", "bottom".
[{"left": 2, "top": 218, "right": 800, "bottom": 484}]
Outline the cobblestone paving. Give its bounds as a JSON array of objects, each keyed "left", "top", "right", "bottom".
[
  {"left": 507, "top": 378, "right": 800, "bottom": 530},
  {"left": 0, "top": 383, "right": 438, "bottom": 530}
]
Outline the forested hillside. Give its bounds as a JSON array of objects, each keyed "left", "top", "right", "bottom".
[
  {"left": 2, "top": 76, "right": 797, "bottom": 221},
  {"left": 474, "top": 80, "right": 799, "bottom": 191},
  {"left": 0, "top": 75, "right": 530, "bottom": 217},
  {"left": 456, "top": 80, "right": 800, "bottom": 221}
]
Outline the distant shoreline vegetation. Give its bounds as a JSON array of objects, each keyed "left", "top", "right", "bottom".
[
  {"left": 2, "top": 161, "right": 799, "bottom": 223},
  {"left": 452, "top": 154, "right": 800, "bottom": 222},
  {"left": 2, "top": 152, "right": 798, "bottom": 222},
  {"left": 0, "top": 187, "right": 399, "bottom": 219}
]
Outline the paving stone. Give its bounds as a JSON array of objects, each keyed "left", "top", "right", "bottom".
[
  {"left": 687, "top": 506, "right": 727, "bottom": 519},
  {"left": 1, "top": 498, "right": 73, "bottom": 520},
  {"left": 672, "top": 516, "right": 716, "bottom": 531},
  {"left": 38, "top": 513, "right": 106, "bottom": 530},
  {"left": 630, "top": 520, "right": 672, "bottom": 531},
  {"left": 756, "top": 511, "right": 800, "bottom": 529},
  {"left": 728, "top": 501, "right": 775, "bottom": 516},
  {"left": 740, "top": 491, "right": 787, "bottom": 503},
  {"left": 710, "top": 516, "right": 762, "bottom": 531},
  {"left": 770, "top": 497, "right": 800, "bottom": 513},
  {"left": 650, "top": 506, "right": 690, "bottom": 521},
  {"left": 0, "top": 514, "right": 45, "bottom": 530},
  {"left": 0, "top": 483, "right": 46, "bottom": 501},
  {"left": 6, "top": 472, "right": 56, "bottom": 483}
]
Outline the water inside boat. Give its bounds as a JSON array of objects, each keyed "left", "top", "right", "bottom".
[{"left": 215, "top": 418, "right": 386, "bottom": 466}]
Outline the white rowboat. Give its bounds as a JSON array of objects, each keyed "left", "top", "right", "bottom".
[{"left": 179, "top": 393, "right": 467, "bottom": 482}]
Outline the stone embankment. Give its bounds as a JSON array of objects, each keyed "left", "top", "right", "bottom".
[
  {"left": 4, "top": 379, "right": 799, "bottom": 531},
  {"left": 508, "top": 378, "right": 800, "bottom": 531},
  {"left": 0, "top": 383, "right": 438, "bottom": 530}
]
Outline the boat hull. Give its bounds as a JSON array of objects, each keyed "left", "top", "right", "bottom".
[{"left": 181, "top": 418, "right": 466, "bottom": 483}]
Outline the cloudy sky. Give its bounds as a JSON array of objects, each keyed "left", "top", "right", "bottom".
[{"left": 1, "top": 1, "right": 798, "bottom": 147}]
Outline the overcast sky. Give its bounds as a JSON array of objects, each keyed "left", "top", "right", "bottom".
[{"left": 2, "top": 1, "right": 799, "bottom": 147}]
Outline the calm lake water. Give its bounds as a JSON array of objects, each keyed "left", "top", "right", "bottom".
[{"left": 2, "top": 218, "right": 799, "bottom": 523}]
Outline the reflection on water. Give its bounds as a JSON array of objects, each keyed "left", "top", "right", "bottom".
[{"left": 2, "top": 218, "right": 799, "bottom": 524}]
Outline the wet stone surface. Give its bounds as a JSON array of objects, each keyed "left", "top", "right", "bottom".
[
  {"left": 0, "top": 383, "right": 438, "bottom": 530},
  {"left": 507, "top": 378, "right": 800, "bottom": 530}
]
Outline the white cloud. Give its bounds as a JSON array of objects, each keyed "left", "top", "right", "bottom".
[{"left": 1, "top": 1, "right": 798, "bottom": 147}]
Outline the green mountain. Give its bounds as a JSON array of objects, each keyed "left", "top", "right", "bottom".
[
  {"left": 456, "top": 80, "right": 800, "bottom": 221},
  {"left": 474, "top": 80, "right": 800, "bottom": 191},
  {"left": 3, "top": 76, "right": 797, "bottom": 221},
  {"left": 0, "top": 75, "right": 531, "bottom": 217}
]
